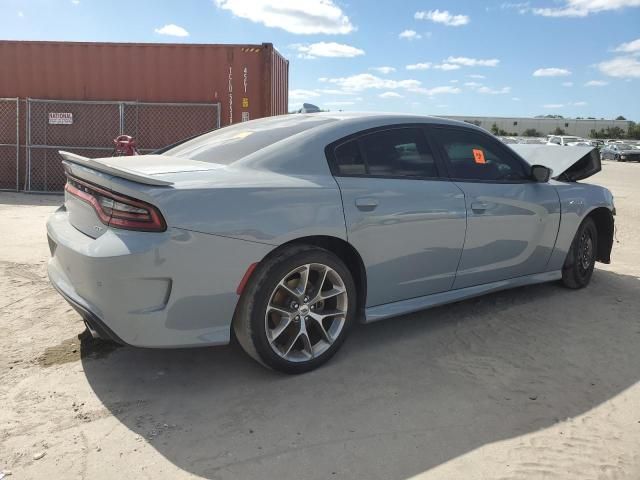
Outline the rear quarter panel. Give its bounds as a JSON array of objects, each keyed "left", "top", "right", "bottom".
[{"left": 107, "top": 167, "right": 347, "bottom": 247}]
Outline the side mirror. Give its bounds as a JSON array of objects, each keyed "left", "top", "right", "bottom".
[{"left": 531, "top": 165, "right": 552, "bottom": 183}]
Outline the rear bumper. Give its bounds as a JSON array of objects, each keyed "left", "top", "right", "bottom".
[
  {"left": 50, "top": 278, "right": 125, "bottom": 344},
  {"left": 47, "top": 207, "right": 273, "bottom": 348}
]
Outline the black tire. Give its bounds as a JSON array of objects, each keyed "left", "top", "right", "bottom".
[
  {"left": 233, "top": 245, "right": 357, "bottom": 374},
  {"left": 561, "top": 217, "right": 598, "bottom": 289}
]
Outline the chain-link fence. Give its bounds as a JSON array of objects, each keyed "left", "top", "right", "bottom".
[
  {"left": 0, "top": 98, "right": 19, "bottom": 191},
  {"left": 25, "top": 99, "right": 220, "bottom": 192}
]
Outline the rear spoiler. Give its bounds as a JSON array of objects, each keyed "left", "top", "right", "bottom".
[{"left": 59, "top": 151, "right": 174, "bottom": 186}]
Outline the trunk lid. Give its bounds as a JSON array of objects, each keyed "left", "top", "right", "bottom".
[
  {"left": 59, "top": 151, "right": 222, "bottom": 186},
  {"left": 509, "top": 144, "right": 601, "bottom": 182},
  {"left": 61, "top": 151, "right": 209, "bottom": 238}
]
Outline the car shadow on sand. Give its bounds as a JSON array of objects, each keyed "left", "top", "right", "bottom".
[{"left": 81, "top": 268, "right": 640, "bottom": 480}]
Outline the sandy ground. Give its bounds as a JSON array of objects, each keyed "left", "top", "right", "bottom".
[{"left": 1, "top": 162, "right": 639, "bottom": 480}]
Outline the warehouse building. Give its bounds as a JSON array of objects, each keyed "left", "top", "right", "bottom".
[
  {"left": 0, "top": 40, "right": 289, "bottom": 192},
  {"left": 441, "top": 115, "right": 632, "bottom": 138}
]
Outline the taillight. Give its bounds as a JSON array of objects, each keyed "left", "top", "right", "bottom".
[{"left": 65, "top": 175, "right": 166, "bottom": 232}]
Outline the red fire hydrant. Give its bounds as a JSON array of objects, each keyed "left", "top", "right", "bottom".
[{"left": 112, "top": 135, "right": 139, "bottom": 156}]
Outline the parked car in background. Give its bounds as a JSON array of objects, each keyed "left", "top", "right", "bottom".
[
  {"left": 547, "top": 135, "right": 585, "bottom": 146},
  {"left": 47, "top": 113, "right": 615, "bottom": 373},
  {"left": 601, "top": 143, "right": 640, "bottom": 162}
]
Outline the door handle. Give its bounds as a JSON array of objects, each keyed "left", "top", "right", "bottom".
[
  {"left": 471, "top": 202, "right": 489, "bottom": 212},
  {"left": 355, "top": 197, "right": 379, "bottom": 211}
]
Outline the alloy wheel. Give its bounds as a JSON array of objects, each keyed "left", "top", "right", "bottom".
[{"left": 264, "top": 263, "right": 348, "bottom": 362}]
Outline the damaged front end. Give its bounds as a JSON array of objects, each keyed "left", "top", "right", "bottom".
[{"left": 510, "top": 144, "right": 601, "bottom": 182}]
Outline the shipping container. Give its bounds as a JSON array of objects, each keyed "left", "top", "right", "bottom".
[
  {"left": 0, "top": 40, "right": 288, "bottom": 191},
  {"left": 0, "top": 40, "right": 289, "bottom": 126}
]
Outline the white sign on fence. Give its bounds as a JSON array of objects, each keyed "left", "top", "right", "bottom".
[{"left": 48, "top": 112, "right": 73, "bottom": 125}]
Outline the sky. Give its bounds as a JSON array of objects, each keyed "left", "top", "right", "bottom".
[{"left": 2, "top": 0, "right": 640, "bottom": 120}]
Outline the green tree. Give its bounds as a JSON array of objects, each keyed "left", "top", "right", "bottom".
[
  {"left": 616, "top": 115, "right": 627, "bottom": 121},
  {"left": 552, "top": 127, "right": 566, "bottom": 135},
  {"left": 626, "top": 122, "right": 640, "bottom": 139},
  {"left": 522, "top": 128, "right": 542, "bottom": 137}
]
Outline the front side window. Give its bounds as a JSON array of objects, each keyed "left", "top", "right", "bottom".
[{"left": 434, "top": 128, "right": 530, "bottom": 182}]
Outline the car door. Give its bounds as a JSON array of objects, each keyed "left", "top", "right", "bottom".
[
  {"left": 428, "top": 126, "right": 561, "bottom": 290},
  {"left": 327, "top": 126, "right": 467, "bottom": 307}
]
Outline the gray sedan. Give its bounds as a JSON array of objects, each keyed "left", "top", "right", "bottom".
[
  {"left": 47, "top": 113, "right": 615, "bottom": 373},
  {"left": 601, "top": 143, "right": 640, "bottom": 162}
]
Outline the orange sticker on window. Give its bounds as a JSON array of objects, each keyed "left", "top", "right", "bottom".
[{"left": 472, "top": 149, "right": 486, "bottom": 164}]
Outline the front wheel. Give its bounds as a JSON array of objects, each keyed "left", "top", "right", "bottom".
[
  {"left": 562, "top": 217, "right": 598, "bottom": 289},
  {"left": 234, "top": 245, "right": 356, "bottom": 374}
]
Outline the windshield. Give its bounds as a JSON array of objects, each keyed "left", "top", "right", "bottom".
[
  {"left": 162, "top": 115, "right": 336, "bottom": 164},
  {"left": 563, "top": 137, "right": 581, "bottom": 143}
]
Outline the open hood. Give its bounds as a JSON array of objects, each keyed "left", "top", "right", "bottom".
[{"left": 509, "top": 145, "right": 601, "bottom": 182}]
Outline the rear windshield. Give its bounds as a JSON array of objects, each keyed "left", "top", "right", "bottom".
[{"left": 161, "top": 115, "right": 335, "bottom": 165}]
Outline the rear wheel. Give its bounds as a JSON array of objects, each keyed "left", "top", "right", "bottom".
[
  {"left": 234, "top": 245, "right": 356, "bottom": 374},
  {"left": 562, "top": 217, "right": 598, "bottom": 289}
]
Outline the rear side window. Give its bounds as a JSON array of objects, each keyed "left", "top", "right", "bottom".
[
  {"left": 435, "top": 128, "right": 530, "bottom": 182},
  {"left": 334, "top": 140, "right": 366, "bottom": 175},
  {"left": 333, "top": 127, "right": 438, "bottom": 178}
]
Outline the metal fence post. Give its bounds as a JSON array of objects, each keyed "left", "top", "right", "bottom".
[
  {"left": 119, "top": 102, "right": 124, "bottom": 135},
  {"left": 15, "top": 98, "right": 19, "bottom": 191},
  {"left": 26, "top": 99, "right": 31, "bottom": 191}
]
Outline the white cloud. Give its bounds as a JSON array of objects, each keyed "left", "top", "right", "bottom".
[
  {"left": 533, "top": 67, "right": 572, "bottom": 76},
  {"left": 584, "top": 80, "right": 609, "bottom": 86},
  {"left": 434, "top": 63, "right": 461, "bottom": 71},
  {"left": 326, "top": 73, "right": 421, "bottom": 92},
  {"left": 573, "top": 101, "right": 588, "bottom": 106},
  {"left": 415, "top": 9, "right": 470, "bottom": 26},
  {"left": 406, "top": 62, "right": 432, "bottom": 70},
  {"left": 464, "top": 81, "right": 483, "bottom": 87},
  {"left": 614, "top": 38, "right": 640, "bottom": 53},
  {"left": 597, "top": 56, "right": 640, "bottom": 78},
  {"left": 512, "top": 97, "right": 522, "bottom": 101},
  {"left": 154, "top": 24, "right": 190, "bottom": 37},
  {"left": 450, "top": 79, "right": 459, "bottom": 83},
  {"left": 71, "top": 0, "right": 80, "bottom": 4},
  {"left": 469, "top": 74, "right": 486, "bottom": 79},
  {"left": 17, "top": 10, "right": 24, "bottom": 17},
  {"left": 532, "top": 0, "right": 640, "bottom": 17},
  {"left": 325, "top": 101, "right": 355, "bottom": 106},
  {"left": 445, "top": 56, "right": 499, "bottom": 67},
  {"left": 399, "top": 29, "right": 422, "bottom": 40},
  {"left": 214, "top": 0, "right": 355, "bottom": 34},
  {"left": 293, "top": 42, "right": 364, "bottom": 59},
  {"left": 379, "top": 92, "right": 404, "bottom": 98},
  {"left": 427, "top": 86, "right": 461, "bottom": 95},
  {"left": 369, "top": 66, "right": 396, "bottom": 74},
  {"left": 543, "top": 104, "right": 565, "bottom": 108},
  {"left": 406, "top": 57, "right": 497, "bottom": 72},
  {"left": 562, "top": 81, "right": 574, "bottom": 86},
  {"left": 501, "top": 2, "right": 531, "bottom": 13},
  {"left": 477, "top": 86, "right": 512, "bottom": 94},
  {"left": 319, "top": 89, "right": 355, "bottom": 95},
  {"left": 411, "top": 86, "right": 462, "bottom": 95},
  {"left": 289, "top": 89, "right": 321, "bottom": 101},
  {"left": 323, "top": 73, "right": 459, "bottom": 97}
]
